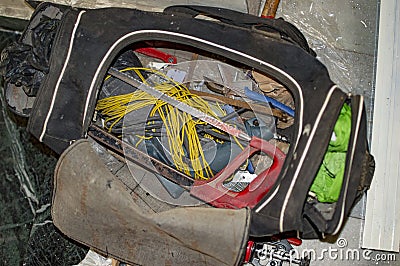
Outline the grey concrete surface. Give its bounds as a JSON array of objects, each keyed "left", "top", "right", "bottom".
[
  {"left": 299, "top": 217, "right": 399, "bottom": 265},
  {"left": 277, "top": 0, "right": 378, "bottom": 140}
]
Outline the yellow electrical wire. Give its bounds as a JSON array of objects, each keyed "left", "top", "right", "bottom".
[{"left": 96, "top": 67, "right": 241, "bottom": 180}]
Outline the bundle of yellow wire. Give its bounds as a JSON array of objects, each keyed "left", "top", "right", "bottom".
[{"left": 96, "top": 67, "right": 228, "bottom": 180}]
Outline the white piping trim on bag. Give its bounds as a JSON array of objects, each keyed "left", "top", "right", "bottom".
[
  {"left": 332, "top": 96, "right": 363, "bottom": 235},
  {"left": 277, "top": 85, "right": 338, "bottom": 232},
  {"left": 255, "top": 184, "right": 281, "bottom": 212},
  {"left": 39, "top": 11, "right": 86, "bottom": 141},
  {"left": 82, "top": 30, "right": 305, "bottom": 150}
]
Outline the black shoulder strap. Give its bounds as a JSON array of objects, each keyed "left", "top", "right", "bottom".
[{"left": 164, "top": 5, "right": 316, "bottom": 56}]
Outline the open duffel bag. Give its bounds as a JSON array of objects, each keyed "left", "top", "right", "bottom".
[{"left": 1, "top": 2, "right": 374, "bottom": 265}]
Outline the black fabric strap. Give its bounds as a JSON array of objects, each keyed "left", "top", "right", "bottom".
[{"left": 164, "top": 5, "right": 316, "bottom": 56}]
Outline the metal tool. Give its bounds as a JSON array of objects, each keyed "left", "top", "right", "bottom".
[
  {"left": 205, "top": 74, "right": 295, "bottom": 117},
  {"left": 231, "top": 170, "right": 258, "bottom": 183},
  {"left": 188, "top": 88, "right": 287, "bottom": 121},
  {"left": 223, "top": 170, "right": 257, "bottom": 193},
  {"left": 109, "top": 68, "right": 251, "bottom": 141},
  {"left": 108, "top": 67, "right": 286, "bottom": 208},
  {"left": 88, "top": 124, "right": 193, "bottom": 188}
]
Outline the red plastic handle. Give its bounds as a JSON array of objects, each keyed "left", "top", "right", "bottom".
[
  {"left": 135, "top": 47, "right": 177, "bottom": 64},
  {"left": 190, "top": 136, "right": 285, "bottom": 209},
  {"left": 244, "top": 240, "right": 255, "bottom": 263}
]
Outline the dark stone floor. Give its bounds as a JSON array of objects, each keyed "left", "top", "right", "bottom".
[{"left": 0, "top": 18, "right": 88, "bottom": 265}]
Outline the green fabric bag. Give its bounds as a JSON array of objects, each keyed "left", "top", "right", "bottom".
[{"left": 310, "top": 103, "right": 351, "bottom": 203}]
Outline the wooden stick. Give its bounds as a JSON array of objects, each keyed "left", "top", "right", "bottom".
[
  {"left": 188, "top": 89, "right": 288, "bottom": 121},
  {"left": 261, "top": 0, "right": 281, "bottom": 18}
]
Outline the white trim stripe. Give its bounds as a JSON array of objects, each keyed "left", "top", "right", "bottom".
[
  {"left": 254, "top": 185, "right": 280, "bottom": 213},
  {"left": 81, "top": 30, "right": 304, "bottom": 150},
  {"left": 332, "top": 96, "right": 363, "bottom": 235},
  {"left": 39, "top": 10, "right": 86, "bottom": 142},
  {"left": 278, "top": 85, "right": 338, "bottom": 232}
]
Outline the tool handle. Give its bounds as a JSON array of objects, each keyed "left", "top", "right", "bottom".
[
  {"left": 135, "top": 47, "right": 177, "bottom": 64},
  {"left": 261, "top": 0, "right": 280, "bottom": 19},
  {"left": 191, "top": 137, "right": 285, "bottom": 208},
  {"left": 244, "top": 87, "right": 295, "bottom": 117}
]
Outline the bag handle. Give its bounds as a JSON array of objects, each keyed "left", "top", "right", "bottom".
[{"left": 164, "top": 5, "right": 315, "bottom": 56}]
